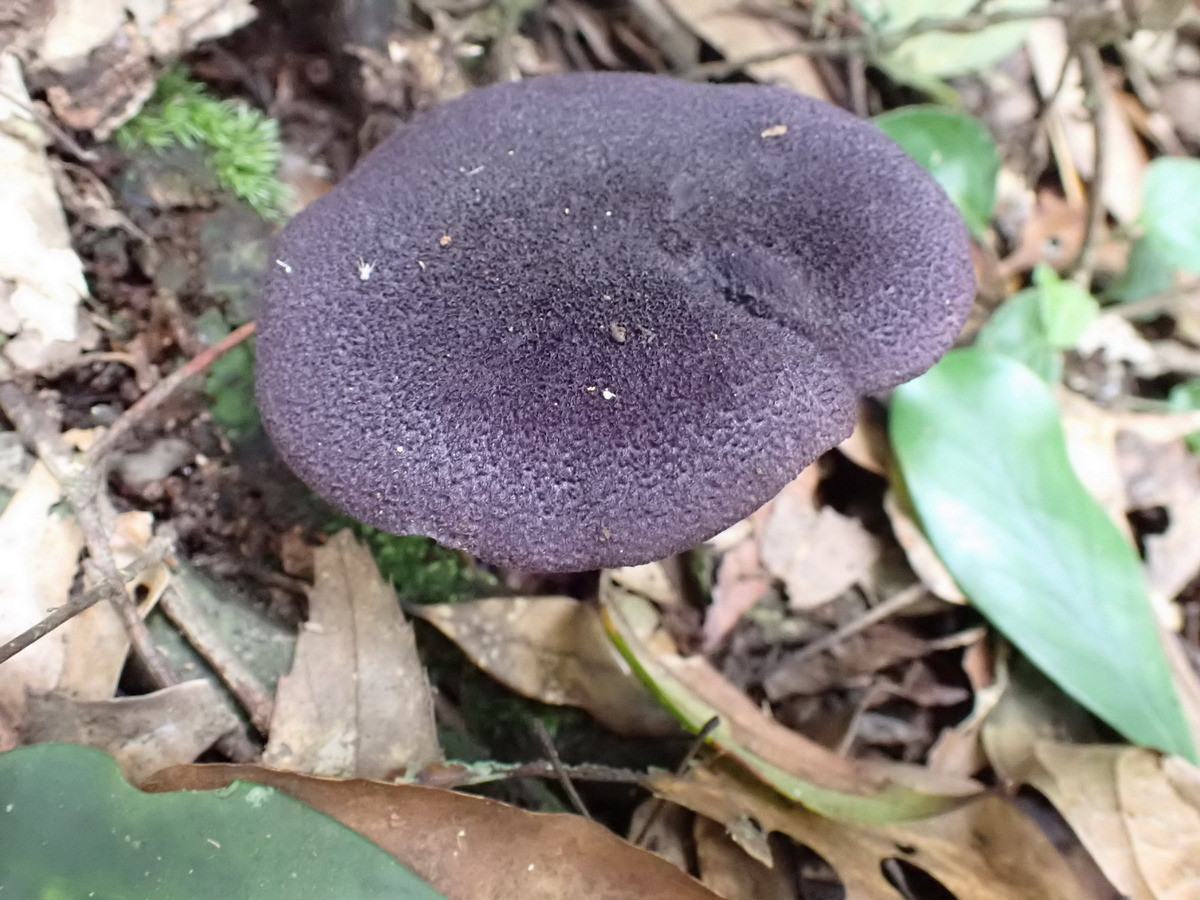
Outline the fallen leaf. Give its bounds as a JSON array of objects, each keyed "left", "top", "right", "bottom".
[
  {"left": 0, "top": 54, "right": 92, "bottom": 371},
  {"left": 693, "top": 814, "right": 793, "bottom": 900},
  {"left": 759, "top": 478, "right": 880, "bottom": 612},
  {"left": 603, "top": 589, "right": 980, "bottom": 824},
  {"left": 20, "top": 681, "right": 238, "bottom": 782},
  {"left": 984, "top": 668, "right": 1200, "bottom": 900},
  {"left": 0, "top": 462, "right": 84, "bottom": 743},
  {"left": 704, "top": 531, "right": 771, "bottom": 652},
  {"left": 145, "top": 763, "right": 724, "bottom": 900},
  {"left": 409, "top": 596, "right": 677, "bottom": 737},
  {"left": 648, "top": 765, "right": 1091, "bottom": 900},
  {"left": 658, "top": 0, "right": 828, "bottom": 98},
  {"left": 264, "top": 530, "right": 440, "bottom": 779},
  {"left": 882, "top": 490, "right": 966, "bottom": 604}
]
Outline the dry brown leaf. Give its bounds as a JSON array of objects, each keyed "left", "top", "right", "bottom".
[
  {"left": 759, "top": 478, "right": 880, "bottom": 612},
  {"left": 704, "top": 532, "right": 771, "bottom": 652},
  {"left": 0, "top": 54, "right": 92, "bottom": 371},
  {"left": 882, "top": 490, "right": 966, "bottom": 604},
  {"left": 409, "top": 596, "right": 677, "bottom": 737},
  {"left": 0, "top": 461, "right": 84, "bottom": 744},
  {"left": 694, "top": 815, "right": 794, "bottom": 900},
  {"left": 657, "top": 0, "right": 827, "bottom": 98},
  {"left": 20, "top": 680, "right": 238, "bottom": 782},
  {"left": 648, "top": 766, "right": 1091, "bottom": 900},
  {"left": 984, "top": 668, "right": 1200, "bottom": 899},
  {"left": 144, "top": 763, "right": 724, "bottom": 900},
  {"left": 263, "top": 530, "right": 440, "bottom": 779},
  {"left": 763, "top": 623, "right": 931, "bottom": 701},
  {"left": 1027, "top": 20, "right": 1146, "bottom": 225}
]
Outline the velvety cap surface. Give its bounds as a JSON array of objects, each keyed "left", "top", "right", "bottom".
[{"left": 256, "top": 73, "right": 974, "bottom": 571}]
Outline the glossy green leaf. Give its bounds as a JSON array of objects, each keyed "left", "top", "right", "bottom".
[
  {"left": 976, "top": 266, "right": 1098, "bottom": 382},
  {"left": 1141, "top": 157, "right": 1200, "bottom": 273},
  {"left": 890, "top": 349, "right": 1195, "bottom": 760},
  {"left": 0, "top": 744, "right": 446, "bottom": 899},
  {"left": 875, "top": 105, "right": 1000, "bottom": 236}
]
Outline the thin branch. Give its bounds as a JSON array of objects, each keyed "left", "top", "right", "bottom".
[
  {"left": 0, "top": 539, "right": 171, "bottom": 667},
  {"left": 681, "top": 1, "right": 1086, "bottom": 80},
  {"left": 784, "top": 582, "right": 929, "bottom": 669},
  {"left": 84, "top": 320, "right": 257, "bottom": 466},
  {"left": 532, "top": 719, "right": 592, "bottom": 819},
  {"left": 1068, "top": 42, "right": 1109, "bottom": 287}
]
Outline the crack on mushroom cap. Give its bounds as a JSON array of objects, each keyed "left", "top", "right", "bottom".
[{"left": 256, "top": 73, "right": 974, "bottom": 572}]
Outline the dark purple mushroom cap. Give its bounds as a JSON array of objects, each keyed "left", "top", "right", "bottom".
[{"left": 256, "top": 72, "right": 973, "bottom": 572}]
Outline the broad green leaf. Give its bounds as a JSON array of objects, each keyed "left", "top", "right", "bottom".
[
  {"left": 1107, "top": 236, "right": 1175, "bottom": 305},
  {"left": 0, "top": 743, "right": 446, "bottom": 899},
  {"left": 1168, "top": 380, "right": 1200, "bottom": 453},
  {"left": 976, "top": 266, "right": 1098, "bottom": 382},
  {"left": 875, "top": 105, "right": 1000, "bottom": 236},
  {"left": 857, "top": 0, "right": 1041, "bottom": 83},
  {"left": 1141, "top": 157, "right": 1200, "bottom": 273},
  {"left": 890, "top": 349, "right": 1195, "bottom": 761}
]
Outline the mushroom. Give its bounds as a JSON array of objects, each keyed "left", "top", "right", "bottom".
[{"left": 256, "top": 72, "right": 974, "bottom": 572}]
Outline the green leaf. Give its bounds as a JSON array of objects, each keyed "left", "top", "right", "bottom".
[
  {"left": 875, "top": 105, "right": 1000, "bottom": 236},
  {"left": 858, "top": 0, "right": 1041, "bottom": 83},
  {"left": 1106, "top": 236, "right": 1175, "bottom": 305},
  {"left": 0, "top": 744, "right": 446, "bottom": 899},
  {"left": 1168, "top": 380, "right": 1200, "bottom": 454},
  {"left": 975, "top": 266, "right": 1098, "bottom": 382},
  {"left": 1141, "top": 157, "right": 1200, "bottom": 273},
  {"left": 890, "top": 349, "right": 1195, "bottom": 761}
]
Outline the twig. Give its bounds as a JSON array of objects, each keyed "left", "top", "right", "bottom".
[
  {"left": 631, "top": 716, "right": 719, "bottom": 846},
  {"left": 0, "top": 381, "right": 175, "bottom": 686},
  {"left": 532, "top": 719, "right": 592, "bottom": 820},
  {"left": 84, "top": 321, "right": 257, "bottom": 466},
  {"left": 415, "top": 758, "right": 646, "bottom": 789},
  {"left": 1068, "top": 42, "right": 1108, "bottom": 287},
  {"left": 0, "top": 539, "right": 171, "bottom": 667},
  {"left": 159, "top": 579, "right": 275, "bottom": 735},
  {"left": 785, "top": 582, "right": 929, "bottom": 669},
  {"left": 1111, "top": 282, "right": 1200, "bottom": 320},
  {"left": 0, "top": 84, "right": 99, "bottom": 163},
  {"left": 681, "top": 1, "right": 1088, "bottom": 80}
]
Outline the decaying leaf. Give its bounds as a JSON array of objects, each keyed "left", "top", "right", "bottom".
[
  {"left": 658, "top": 0, "right": 828, "bottom": 98},
  {"left": 409, "top": 596, "right": 677, "bottom": 737},
  {"left": 693, "top": 814, "right": 793, "bottom": 900},
  {"left": 882, "top": 489, "right": 966, "bottom": 604},
  {"left": 0, "top": 54, "right": 92, "bottom": 371},
  {"left": 20, "top": 681, "right": 238, "bottom": 782},
  {"left": 759, "top": 473, "right": 880, "bottom": 612},
  {"left": 145, "top": 763, "right": 724, "bottom": 900},
  {"left": 984, "top": 671, "right": 1200, "bottom": 900},
  {"left": 264, "top": 529, "right": 440, "bottom": 779},
  {"left": 603, "top": 587, "right": 980, "bottom": 824},
  {"left": 0, "top": 462, "right": 85, "bottom": 743},
  {"left": 648, "top": 766, "right": 1091, "bottom": 900}
]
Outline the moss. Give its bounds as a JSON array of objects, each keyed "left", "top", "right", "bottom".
[{"left": 116, "top": 67, "right": 287, "bottom": 220}]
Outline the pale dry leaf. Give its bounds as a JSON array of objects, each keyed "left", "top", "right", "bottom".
[
  {"left": 1027, "top": 19, "right": 1146, "bottom": 224},
  {"left": 264, "top": 530, "right": 440, "bottom": 779},
  {"left": 704, "top": 534, "right": 771, "bottom": 652},
  {"left": 693, "top": 815, "right": 794, "bottom": 900},
  {"left": 147, "top": 763, "right": 725, "bottom": 900},
  {"left": 649, "top": 767, "right": 1091, "bottom": 900},
  {"left": 1057, "top": 387, "right": 1135, "bottom": 542},
  {"left": 1116, "top": 749, "right": 1200, "bottom": 899},
  {"left": 658, "top": 0, "right": 828, "bottom": 98},
  {"left": 882, "top": 490, "right": 966, "bottom": 604},
  {"left": 20, "top": 680, "right": 239, "bottom": 782},
  {"left": 410, "top": 596, "right": 676, "bottom": 737},
  {"left": 0, "top": 461, "right": 84, "bottom": 741},
  {"left": 630, "top": 798, "right": 693, "bottom": 872},
  {"left": 759, "top": 475, "right": 879, "bottom": 612},
  {"left": 0, "top": 53, "right": 90, "bottom": 371}
]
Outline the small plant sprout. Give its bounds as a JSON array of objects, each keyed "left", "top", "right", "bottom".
[{"left": 256, "top": 73, "right": 973, "bottom": 572}]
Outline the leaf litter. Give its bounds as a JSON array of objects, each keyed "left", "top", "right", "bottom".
[{"left": 5, "top": 0, "right": 1200, "bottom": 897}]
